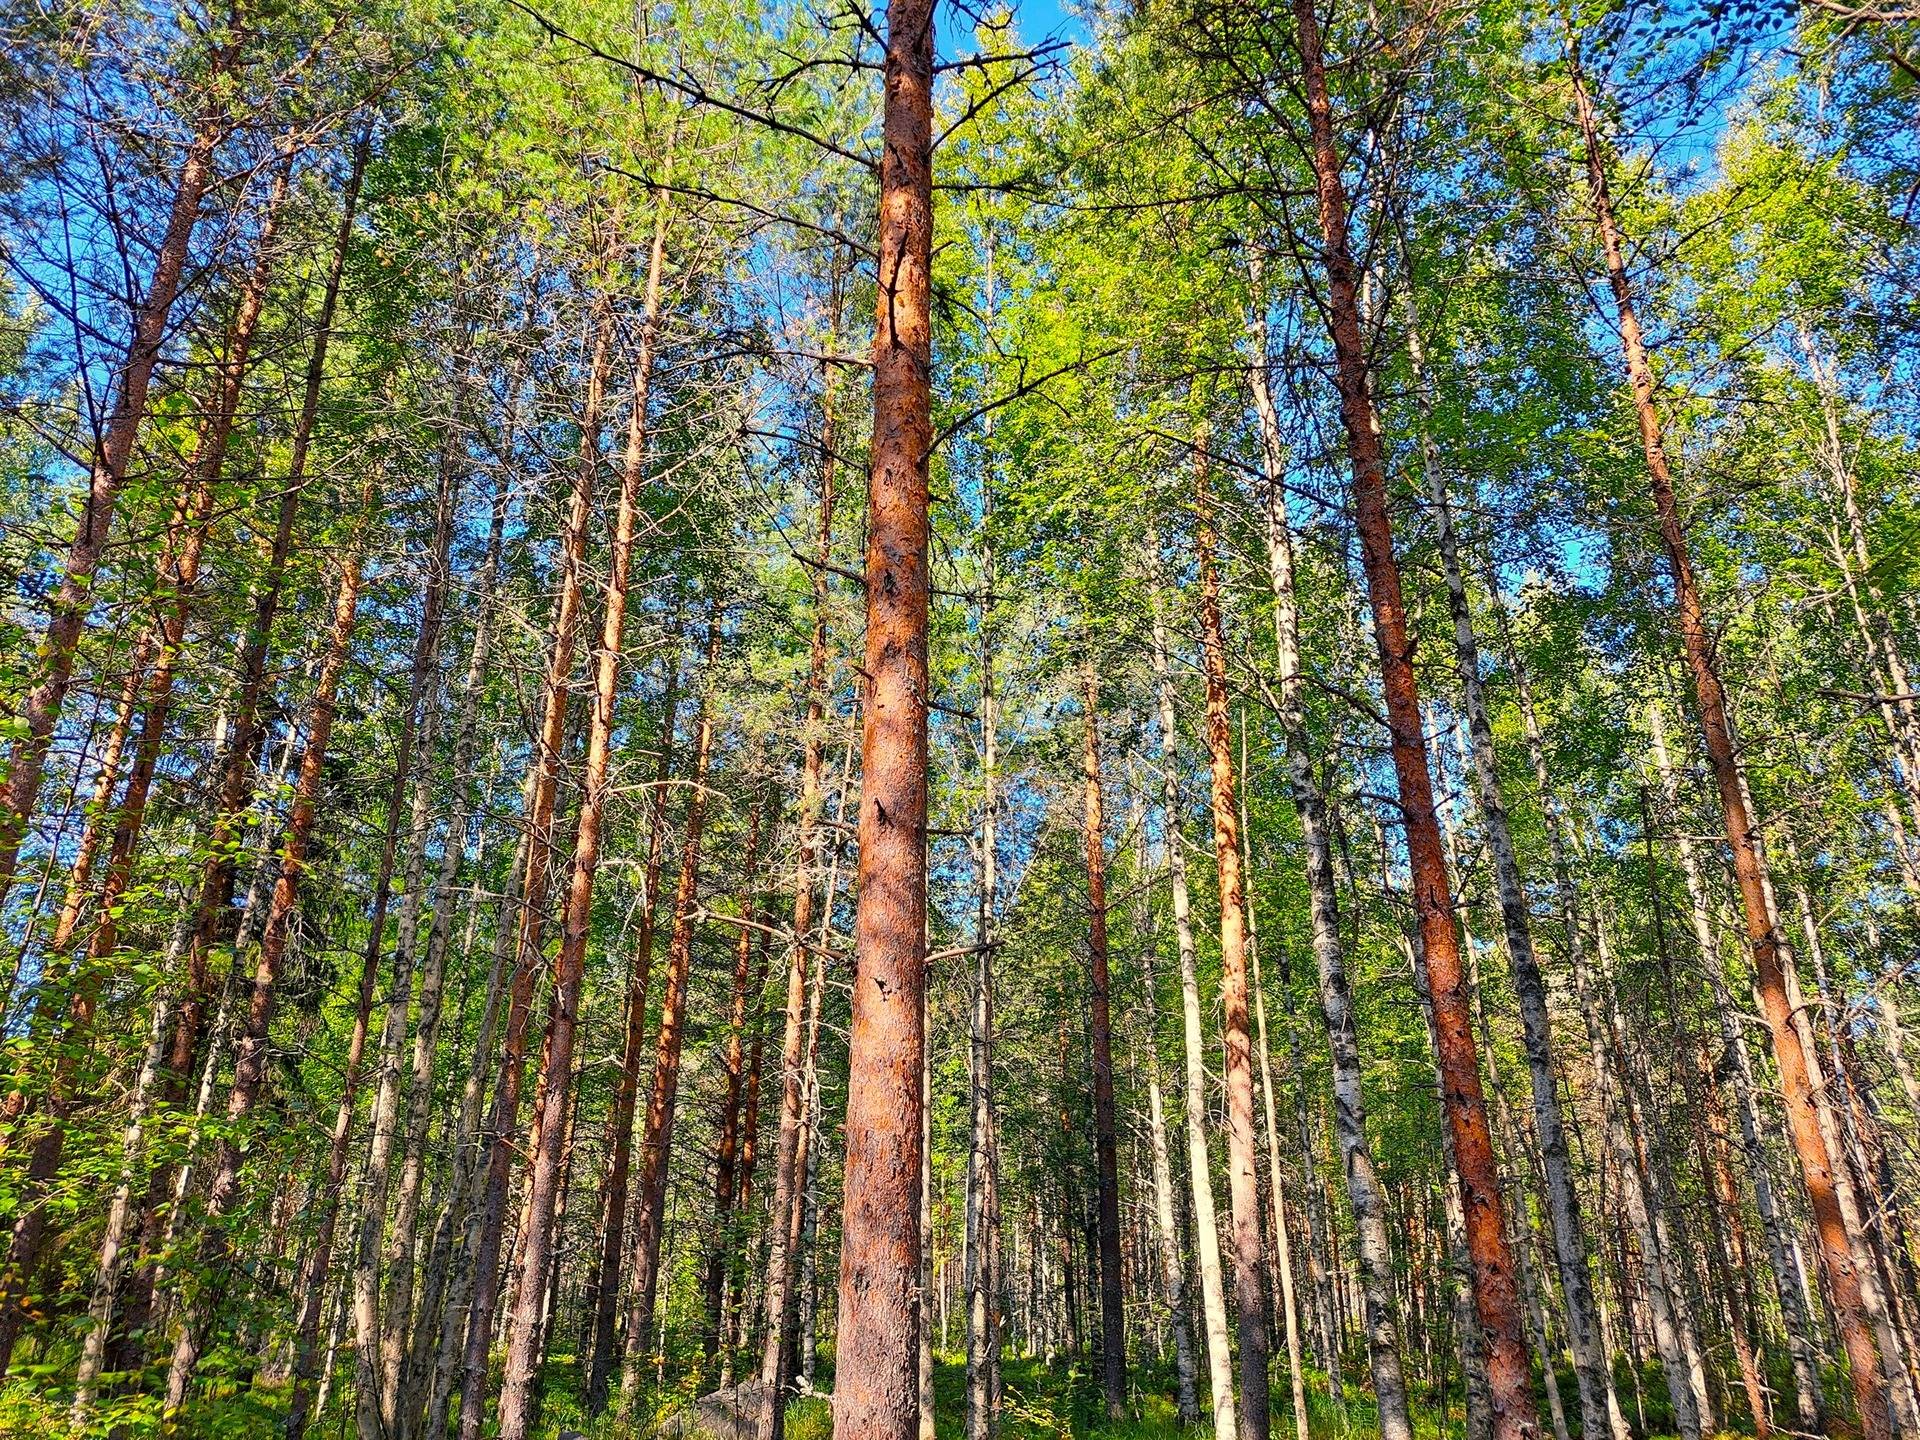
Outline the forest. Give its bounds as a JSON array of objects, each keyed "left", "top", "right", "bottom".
[{"left": 0, "top": 0, "right": 1916, "bottom": 1434}]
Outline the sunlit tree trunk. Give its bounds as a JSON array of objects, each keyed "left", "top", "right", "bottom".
[
  {"left": 0, "top": 14, "right": 246, "bottom": 912},
  {"left": 829, "top": 0, "right": 935, "bottom": 1428},
  {"left": 620, "top": 621, "right": 727, "bottom": 1397},
  {"left": 1570, "top": 60, "right": 1890, "bottom": 1439},
  {"left": 1080, "top": 662, "right": 1129, "bottom": 1417},
  {"left": 1289, "top": 3, "right": 1540, "bottom": 1430},
  {"left": 455, "top": 296, "right": 613, "bottom": 1440},
  {"left": 162, "top": 482, "right": 378, "bottom": 1417},
  {"left": 1246, "top": 281, "right": 1410, "bottom": 1440},
  {"left": 1146, "top": 528, "right": 1238, "bottom": 1440},
  {"left": 499, "top": 199, "right": 669, "bottom": 1440},
  {"left": 1192, "top": 444, "right": 1271, "bottom": 1440}
]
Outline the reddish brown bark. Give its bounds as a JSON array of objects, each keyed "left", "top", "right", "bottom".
[
  {"left": 1569, "top": 65, "right": 1888, "bottom": 1440},
  {"left": 704, "top": 811, "right": 769, "bottom": 1360},
  {"left": 726, "top": 934, "right": 773, "bottom": 1368},
  {"left": 620, "top": 624, "right": 728, "bottom": 1395},
  {"left": 1080, "top": 662, "right": 1128, "bottom": 1419},
  {"left": 1287, "top": 3, "right": 1539, "bottom": 1434},
  {"left": 830, "top": 0, "right": 935, "bottom": 1429},
  {"left": 0, "top": 162, "right": 291, "bottom": 1369},
  {"left": 584, "top": 644, "right": 685, "bottom": 1412},
  {"left": 161, "top": 483, "right": 375, "bottom": 1417},
  {"left": 755, "top": 353, "right": 841, "bottom": 1440},
  {"left": 1193, "top": 454, "right": 1270, "bottom": 1440},
  {"left": 166, "top": 131, "right": 370, "bottom": 1099},
  {"left": 0, "top": 19, "right": 244, "bottom": 910},
  {"left": 455, "top": 297, "right": 613, "bottom": 1440},
  {"left": 497, "top": 202, "right": 670, "bottom": 1440}
]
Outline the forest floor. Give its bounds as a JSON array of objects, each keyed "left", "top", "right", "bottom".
[
  {"left": 606, "top": 1352, "right": 1470, "bottom": 1440},
  {"left": 1, "top": 1343, "right": 1711, "bottom": 1439}
]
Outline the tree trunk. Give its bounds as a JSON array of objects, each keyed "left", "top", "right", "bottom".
[
  {"left": 1132, "top": 795, "right": 1201, "bottom": 1426},
  {"left": 756, "top": 332, "right": 844, "bottom": 1440},
  {"left": 1147, "top": 528, "right": 1239, "bottom": 1440},
  {"left": 1570, "top": 60, "right": 1890, "bottom": 1440},
  {"left": 1246, "top": 279, "right": 1410, "bottom": 1440},
  {"left": 1289, "top": 5, "right": 1539, "bottom": 1432},
  {"left": 584, "top": 637, "right": 684, "bottom": 1411},
  {"left": 706, "top": 807, "right": 771, "bottom": 1361},
  {"left": 1406, "top": 316, "right": 1627, "bottom": 1440},
  {"left": 375, "top": 466, "right": 514, "bottom": 1435},
  {"left": 1191, "top": 447, "right": 1271, "bottom": 1440},
  {"left": 830, "top": 0, "right": 935, "bottom": 1429},
  {"left": 1080, "top": 663, "right": 1129, "bottom": 1418},
  {"left": 0, "top": 35, "right": 243, "bottom": 911},
  {"left": 723, "top": 925, "right": 774, "bottom": 1383},
  {"left": 334, "top": 446, "right": 461, "bottom": 1440},
  {"left": 162, "top": 483, "right": 376, "bottom": 1417},
  {"left": 619, "top": 620, "right": 726, "bottom": 1397},
  {"left": 497, "top": 200, "right": 669, "bottom": 1440},
  {"left": 966, "top": 270, "right": 1004, "bottom": 1440},
  {"left": 455, "top": 296, "right": 613, "bottom": 1440}
]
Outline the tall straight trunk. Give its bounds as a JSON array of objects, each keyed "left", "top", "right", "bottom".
[
  {"left": 619, "top": 622, "right": 726, "bottom": 1398},
  {"left": 1080, "top": 664, "right": 1129, "bottom": 1418},
  {"left": 1132, "top": 796, "right": 1201, "bottom": 1426},
  {"left": 1230, "top": 714, "right": 1309, "bottom": 1440},
  {"left": 0, "top": 21, "right": 244, "bottom": 909},
  {"left": 1192, "top": 449, "right": 1270, "bottom": 1440},
  {"left": 1570, "top": 62, "right": 1890, "bottom": 1440},
  {"left": 584, "top": 643, "right": 683, "bottom": 1412},
  {"left": 1405, "top": 320, "right": 1626, "bottom": 1440},
  {"left": 168, "top": 130, "right": 370, "bottom": 1108},
  {"left": 705, "top": 808, "right": 771, "bottom": 1360},
  {"left": 1572, "top": 929, "right": 1704, "bottom": 1440},
  {"left": 1246, "top": 274, "right": 1410, "bottom": 1440},
  {"left": 1146, "top": 533, "right": 1238, "bottom": 1440},
  {"left": 723, "top": 931, "right": 772, "bottom": 1383},
  {"left": 497, "top": 201, "right": 669, "bottom": 1440},
  {"left": 337, "top": 449, "right": 461, "bottom": 1440},
  {"left": 161, "top": 485, "right": 375, "bottom": 1417},
  {"left": 455, "top": 297, "right": 612, "bottom": 1440},
  {"left": 0, "top": 161, "right": 291, "bottom": 1371},
  {"left": 1636, "top": 700, "right": 1825, "bottom": 1431},
  {"left": 376, "top": 467, "right": 513, "bottom": 1431},
  {"left": 756, "top": 339, "right": 843, "bottom": 1440},
  {"left": 409, "top": 825, "right": 525, "bottom": 1440},
  {"left": 830, "top": 0, "right": 935, "bottom": 1429},
  {"left": 787, "top": 740, "right": 854, "bottom": 1393},
  {"left": 966, "top": 263, "right": 1003, "bottom": 1440},
  {"left": 1289, "top": 5, "right": 1539, "bottom": 1432}
]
